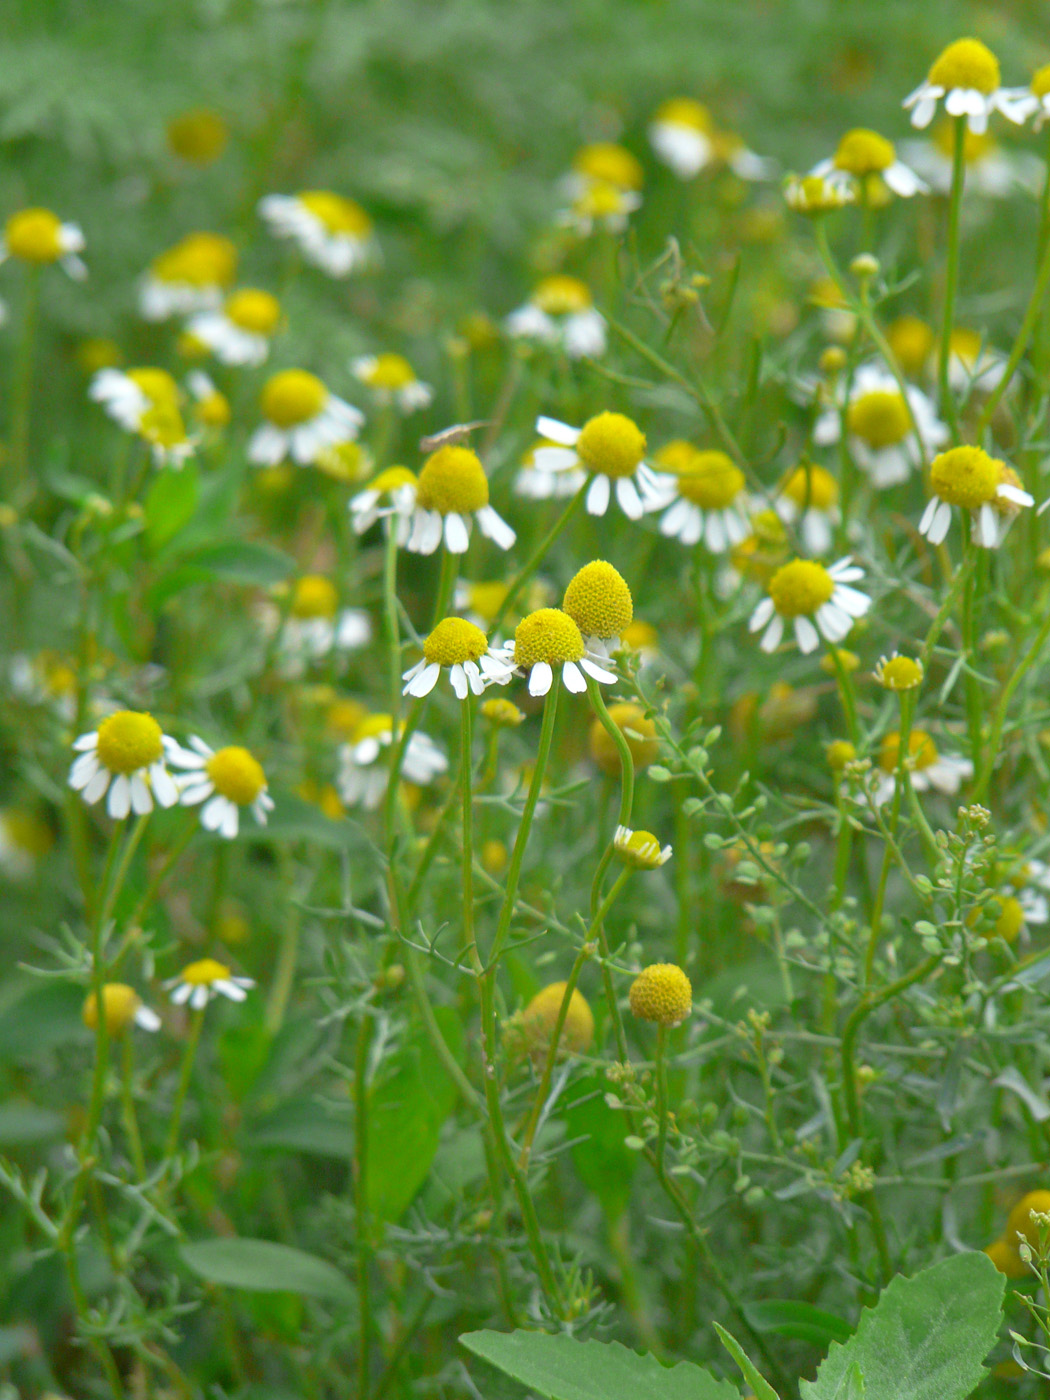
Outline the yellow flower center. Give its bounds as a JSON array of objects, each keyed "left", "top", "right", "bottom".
[
  {"left": 5, "top": 208, "right": 63, "bottom": 263},
  {"left": 180, "top": 957, "right": 231, "bottom": 986},
  {"left": 810, "top": 277, "right": 846, "bottom": 310},
  {"left": 151, "top": 232, "right": 237, "bottom": 288},
  {"left": 195, "top": 389, "right": 231, "bottom": 429},
  {"left": 513, "top": 608, "right": 585, "bottom": 668},
  {"left": 522, "top": 982, "right": 595, "bottom": 1056},
  {"left": 572, "top": 142, "right": 644, "bottom": 191},
  {"left": 226, "top": 288, "right": 281, "bottom": 334},
  {"left": 533, "top": 276, "right": 592, "bottom": 316},
  {"left": 362, "top": 353, "right": 416, "bottom": 389},
  {"left": 315, "top": 441, "right": 370, "bottom": 482},
  {"left": 481, "top": 697, "right": 525, "bottom": 727},
  {"left": 928, "top": 38, "right": 1001, "bottom": 95},
  {"left": 128, "top": 367, "right": 180, "bottom": 408},
  {"left": 788, "top": 176, "right": 850, "bottom": 213},
  {"left": 887, "top": 316, "right": 935, "bottom": 378},
  {"left": 589, "top": 702, "right": 658, "bottom": 775},
  {"left": 930, "top": 445, "right": 1001, "bottom": 508},
  {"left": 562, "top": 559, "right": 633, "bottom": 639},
  {"left": 654, "top": 97, "right": 713, "bottom": 133},
  {"left": 1032, "top": 64, "right": 1050, "bottom": 100},
  {"left": 675, "top": 451, "right": 745, "bottom": 508},
  {"left": 95, "top": 711, "right": 164, "bottom": 774},
  {"left": 83, "top": 984, "right": 142, "bottom": 1036},
  {"left": 291, "top": 574, "right": 338, "bottom": 619},
  {"left": 877, "top": 655, "right": 924, "bottom": 691},
  {"left": 326, "top": 698, "right": 368, "bottom": 740},
  {"left": 575, "top": 183, "right": 630, "bottom": 219},
  {"left": 949, "top": 326, "right": 983, "bottom": 364},
  {"left": 846, "top": 390, "right": 911, "bottom": 448},
  {"left": 299, "top": 191, "right": 373, "bottom": 238},
  {"left": 415, "top": 445, "right": 489, "bottom": 515},
  {"left": 1007, "top": 1190, "right": 1050, "bottom": 1243},
  {"left": 616, "top": 829, "right": 667, "bottom": 869},
  {"left": 575, "top": 412, "right": 646, "bottom": 479},
  {"left": 833, "top": 128, "right": 895, "bottom": 176},
  {"left": 621, "top": 619, "right": 657, "bottom": 651},
  {"left": 465, "top": 582, "right": 511, "bottom": 623},
  {"left": 783, "top": 463, "right": 838, "bottom": 510},
  {"left": 368, "top": 465, "right": 417, "bottom": 495},
  {"left": 140, "top": 403, "right": 189, "bottom": 450},
  {"left": 422, "top": 617, "right": 489, "bottom": 667},
  {"left": 879, "top": 729, "right": 939, "bottom": 773},
  {"left": 767, "top": 559, "right": 835, "bottom": 618},
  {"left": 826, "top": 739, "right": 857, "bottom": 771},
  {"left": 628, "top": 963, "right": 692, "bottom": 1026},
  {"left": 994, "top": 895, "right": 1025, "bottom": 944},
  {"left": 167, "top": 108, "right": 228, "bottom": 164},
  {"left": 352, "top": 714, "right": 396, "bottom": 747},
  {"left": 261, "top": 369, "right": 327, "bottom": 428},
  {"left": 205, "top": 746, "right": 266, "bottom": 805},
  {"left": 654, "top": 440, "right": 699, "bottom": 474}
]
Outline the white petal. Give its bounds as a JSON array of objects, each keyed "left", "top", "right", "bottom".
[
  {"left": 749, "top": 597, "right": 775, "bottom": 633},
  {"left": 615, "top": 476, "right": 644, "bottom": 520},
  {"left": 191, "top": 985, "right": 210, "bottom": 1010},
  {"left": 444, "top": 513, "right": 471, "bottom": 554},
  {"left": 449, "top": 664, "right": 469, "bottom": 699},
  {"left": 536, "top": 416, "right": 580, "bottom": 446},
  {"left": 134, "top": 1006, "right": 162, "bottom": 1032},
  {"left": 130, "top": 775, "right": 153, "bottom": 816},
  {"left": 405, "top": 663, "right": 441, "bottom": 698},
  {"left": 759, "top": 615, "right": 784, "bottom": 653},
  {"left": 928, "top": 500, "right": 953, "bottom": 545},
  {"left": 580, "top": 657, "right": 617, "bottom": 684},
  {"left": 220, "top": 803, "right": 240, "bottom": 839},
  {"left": 586, "top": 474, "right": 611, "bottom": 515},
  {"left": 477, "top": 506, "right": 516, "bottom": 550},
  {"left": 528, "top": 661, "right": 553, "bottom": 696},
  {"left": 201, "top": 795, "right": 229, "bottom": 831},
  {"left": 532, "top": 446, "right": 581, "bottom": 473},
  {"left": 170, "top": 982, "right": 194, "bottom": 1006},
  {"left": 918, "top": 496, "right": 939, "bottom": 536},
  {"left": 562, "top": 661, "right": 587, "bottom": 693},
  {"left": 108, "top": 775, "right": 132, "bottom": 820},
  {"left": 151, "top": 765, "right": 179, "bottom": 808},
  {"left": 794, "top": 615, "right": 820, "bottom": 653},
  {"left": 83, "top": 769, "right": 111, "bottom": 805}
]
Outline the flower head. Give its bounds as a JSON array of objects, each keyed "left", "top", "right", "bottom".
[
  {"left": 873, "top": 728, "right": 972, "bottom": 805},
  {"left": 510, "top": 607, "right": 616, "bottom": 697},
  {"left": 249, "top": 369, "right": 363, "bottom": 467},
  {"left": 482, "top": 697, "right": 526, "bottom": 728},
  {"left": 166, "top": 958, "right": 254, "bottom": 1010},
  {"left": 874, "top": 654, "right": 924, "bottom": 692},
  {"left": 533, "top": 412, "right": 674, "bottom": 521},
  {"left": 919, "top": 446, "right": 1033, "bottom": 548},
  {"left": 350, "top": 466, "right": 418, "bottom": 540},
  {"left": 402, "top": 617, "right": 514, "bottom": 700},
  {"left": 69, "top": 711, "right": 180, "bottom": 818},
  {"left": 784, "top": 173, "right": 855, "bottom": 214},
  {"left": 750, "top": 557, "right": 870, "bottom": 654},
  {"left": 188, "top": 287, "right": 282, "bottom": 366},
  {"left": 648, "top": 98, "right": 715, "bottom": 179},
  {"left": 351, "top": 353, "right": 433, "bottom": 413},
  {"left": 628, "top": 963, "right": 692, "bottom": 1026},
  {"left": 811, "top": 128, "right": 926, "bottom": 199},
  {"left": 406, "top": 446, "right": 515, "bottom": 555},
  {"left": 515, "top": 437, "right": 588, "bottom": 500},
  {"left": 170, "top": 739, "right": 274, "bottom": 839},
  {"left": 561, "top": 181, "right": 642, "bottom": 236},
  {"left": 614, "top": 825, "right": 672, "bottom": 870},
  {"left": 521, "top": 982, "right": 595, "bottom": 1058},
  {"left": 589, "top": 702, "right": 658, "bottom": 776},
  {"left": 904, "top": 38, "right": 1030, "bottom": 134},
  {"left": 139, "top": 232, "right": 237, "bottom": 320},
  {"left": 562, "top": 560, "right": 633, "bottom": 649},
  {"left": 776, "top": 462, "right": 840, "bottom": 554},
  {"left": 887, "top": 316, "right": 936, "bottom": 378},
  {"left": 1, "top": 208, "right": 85, "bottom": 278},
  {"left": 658, "top": 447, "right": 749, "bottom": 551},
  {"left": 83, "top": 984, "right": 161, "bottom": 1035},
  {"left": 505, "top": 276, "right": 606, "bottom": 359},
  {"left": 188, "top": 371, "right": 231, "bottom": 430},
  {"left": 259, "top": 191, "right": 376, "bottom": 277},
  {"left": 276, "top": 575, "right": 372, "bottom": 673},
  {"left": 815, "top": 365, "right": 946, "bottom": 488},
  {"left": 337, "top": 713, "right": 448, "bottom": 809},
  {"left": 570, "top": 143, "right": 644, "bottom": 193}
]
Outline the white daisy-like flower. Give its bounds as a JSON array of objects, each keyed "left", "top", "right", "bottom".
[
  {"left": 404, "top": 445, "right": 515, "bottom": 555},
  {"left": 168, "top": 738, "right": 274, "bottom": 840},
  {"left": 336, "top": 714, "right": 448, "bottom": 810},
  {"left": 505, "top": 607, "right": 617, "bottom": 698},
  {"left": 533, "top": 412, "right": 675, "bottom": 521},
  {"left": 276, "top": 575, "right": 372, "bottom": 676},
  {"left": 351, "top": 353, "right": 433, "bottom": 414},
  {"left": 402, "top": 617, "right": 515, "bottom": 700},
  {"left": 563, "top": 142, "right": 645, "bottom": 199},
  {"left": 166, "top": 958, "right": 254, "bottom": 1010},
  {"left": 903, "top": 38, "right": 1031, "bottom": 135},
  {"left": 561, "top": 559, "right": 635, "bottom": 660},
  {"left": 504, "top": 275, "right": 607, "bottom": 359},
  {"left": 69, "top": 710, "right": 180, "bottom": 819},
  {"left": 186, "top": 287, "right": 282, "bottom": 366},
  {"left": 648, "top": 98, "right": 716, "bottom": 179},
  {"left": 138, "top": 232, "right": 237, "bottom": 321},
  {"left": 561, "top": 182, "right": 642, "bottom": 236},
  {"left": 815, "top": 365, "right": 947, "bottom": 488},
  {"left": 187, "top": 371, "right": 231, "bottom": 430},
  {"left": 0, "top": 208, "right": 86, "bottom": 279},
  {"left": 784, "top": 174, "right": 855, "bottom": 214},
  {"left": 810, "top": 127, "right": 927, "bottom": 199},
  {"left": 918, "top": 446, "right": 1034, "bottom": 549},
  {"left": 654, "top": 444, "right": 750, "bottom": 551},
  {"left": 350, "top": 466, "right": 418, "bottom": 541},
  {"left": 83, "top": 984, "right": 162, "bottom": 1035},
  {"left": 872, "top": 728, "right": 973, "bottom": 807},
  {"left": 613, "top": 825, "right": 672, "bottom": 869},
  {"left": 258, "top": 191, "right": 377, "bottom": 278},
  {"left": 248, "top": 369, "right": 363, "bottom": 467},
  {"left": 775, "top": 463, "right": 840, "bottom": 555},
  {"left": 514, "top": 437, "right": 588, "bottom": 500},
  {"left": 749, "top": 557, "right": 871, "bottom": 655},
  {"left": 89, "top": 365, "right": 197, "bottom": 468},
  {"left": 1014, "top": 66, "right": 1050, "bottom": 130}
]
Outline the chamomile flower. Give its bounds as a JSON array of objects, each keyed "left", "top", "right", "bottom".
[
  {"left": 810, "top": 128, "right": 926, "bottom": 200},
  {"left": 69, "top": 710, "right": 180, "bottom": 818},
  {"left": 533, "top": 412, "right": 674, "bottom": 521},
  {"left": 904, "top": 38, "right": 1031, "bottom": 134},
  {"left": 566, "top": 142, "right": 645, "bottom": 197},
  {"left": 562, "top": 559, "right": 633, "bottom": 656},
  {"left": 1020, "top": 64, "right": 1050, "bottom": 130},
  {"left": 139, "top": 232, "right": 237, "bottom": 320},
  {"left": 249, "top": 369, "right": 363, "bottom": 467},
  {"left": 561, "top": 183, "right": 642, "bottom": 236},
  {"left": 648, "top": 98, "right": 716, "bottom": 179},
  {"left": 657, "top": 447, "right": 749, "bottom": 551},
  {"left": 507, "top": 607, "right": 616, "bottom": 697},
  {"left": 918, "top": 446, "right": 1034, "bottom": 548},
  {"left": 514, "top": 437, "right": 587, "bottom": 500},
  {"left": 187, "top": 371, "right": 231, "bottom": 430},
  {"left": 402, "top": 617, "right": 514, "bottom": 700},
  {"left": 887, "top": 316, "right": 936, "bottom": 379},
  {"left": 504, "top": 276, "right": 607, "bottom": 359},
  {"left": 351, "top": 353, "right": 433, "bottom": 413},
  {"left": 873, "top": 654, "right": 924, "bottom": 692},
  {"left": 90, "top": 366, "right": 179, "bottom": 432},
  {"left": 749, "top": 558, "right": 871, "bottom": 654},
  {"left": 258, "top": 191, "right": 376, "bottom": 277},
  {"left": 187, "top": 287, "right": 282, "bottom": 366},
  {"left": 814, "top": 365, "right": 946, "bottom": 487},
  {"left": 405, "top": 445, "right": 515, "bottom": 555},
  {"left": 83, "top": 984, "right": 161, "bottom": 1035},
  {"left": 166, "top": 958, "right": 254, "bottom": 1010},
  {"left": 169, "top": 738, "right": 274, "bottom": 839},
  {"left": 776, "top": 463, "right": 840, "bottom": 555},
  {"left": 350, "top": 466, "right": 418, "bottom": 540},
  {"left": 614, "top": 825, "right": 672, "bottom": 869},
  {"left": 873, "top": 729, "right": 972, "bottom": 806},
  {"left": 784, "top": 173, "right": 855, "bottom": 214},
  {"left": 279, "top": 575, "right": 372, "bottom": 674},
  {"left": 0, "top": 208, "right": 86, "bottom": 279},
  {"left": 336, "top": 713, "right": 448, "bottom": 810}
]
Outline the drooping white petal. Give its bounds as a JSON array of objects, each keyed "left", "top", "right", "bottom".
[
  {"left": 586, "top": 474, "right": 611, "bottom": 515},
  {"left": 759, "top": 615, "right": 784, "bottom": 653},
  {"left": 749, "top": 597, "right": 776, "bottom": 633},
  {"left": 130, "top": 774, "right": 153, "bottom": 816},
  {"left": 794, "top": 615, "right": 820, "bottom": 653},
  {"left": 404, "top": 662, "right": 441, "bottom": 697},
  {"left": 528, "top": 661, "right": 553, "bottom": 696},
  {"left": 477, "top": 506, "right": 516, "bottom": 550},
  {"left": 108, "top": 775, "right": 132, "bottom": 820},
  {"left": 615, "top": 476, "right": 644, "bottom": 520},
  {"left": 444, "top": 512, "right": 471, "bottom": 554},
  {"left": 562, "top": 661, "right": 587, "bottom": 693}
]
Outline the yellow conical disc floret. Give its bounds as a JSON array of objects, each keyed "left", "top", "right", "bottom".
[
  {"left": 482, "top": 697, "right": 525, "bottom": 728},
  {"left": 655, "top": 98, "right": 713, "bottom": 133},
  {"left": 628, "top": 963, "right": 692, "bottom": 1026},
  {"left": 95, "top": 712, "right": 164, "bottom": 775},
  {"left": 82, "top": 984, "right": 143, "bottom": 1036},
  {"left": 875, "top": 655, "right": 924, "bottom": 691},
  {"left": 993, "top": 895, "right": 1025, "bottom": 944},
  {"left": 261, "top": 370, "right": 327, "bottom": 428},
  {"left": 416, "top": 446, "right": 489, "bottom": 515},
  {"left": 576, "top": 413, "right": 646, "bottom": 479},
  {"left": 846, "top": 391, "right": 911, "bottom": 448},
  {"left": 562, "top": 560, "right": 633, "bottom": 640},
  {"left": 767, "top": 560, "right": 835, "bottom": 618},
  {"left": 128, "top": 368, "right": 180, "bottom": 407},
  {"left": 929, "top": 446, "right": 1000, "bottom": 507},
  {"left": 573, "top": 143, "right": 644, "bottom": 191},
  {"left": 782, "top": 463, "right": 838, "bottom": 510},
  {"left": 205, "top": 747, "right": 266, "bottom": 806},
  {"left": 364, "top": 353, "right": 416, "bottom": 389},
  {"left": 152, "top": 232, "right": 237, "bottom": 287},
  {"left": 834, "top": 129, "right": 896, "bottom": 175},
  {"left": 589, "top": 702, "right": 658, "bottom": 775},
  {"left": 533, "top": 275, "right": 593, "bottom": 315},
  {"left": 6, "top": 208, "right": 63, "bottom": 263},
  {"left": 826, "top": 740, "right": 856, "bottom": 771},
  {"left": 422, "top": 617, "right": 489, "bottom": 667},
  {"left": 1032, "top": 65, "right": 1050, "bottom": 100},
  {"left": 888, "top": 316, "right": 935, "bottom": 378},
  {"left": 513, "top": 609, "right": 585, "bottom": 668},
  {"left": 615, "top": 829, "right": 670, "bottom": 870},
  {"left": 522, "top": 982, "right": 595, "bottom": 1056},
  {"left": 675, "top": 451, "right": 745, "bottom": 508},
  {"left": 291, "top": 575, "right": 338, "bottom": 619},
  {"left": 369, "top": 466, "right": 417, "bottom": 494},
  {"left": 928, "top": 38, "right": 1000, "bottom": 95},
  {"left": 226, "top": 288, "right": 281, "bottom": 334},
  {"left": 299, "top": 191, "right": 373, "bottom": 237},
  {"left": 879, "top": 729, "right": 938, "bottom": 772},
  {"left": 180, "top": 957, "right": 232, "bottom": 986}
]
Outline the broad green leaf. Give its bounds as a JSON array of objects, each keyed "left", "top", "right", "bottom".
[
  {"left": 800, "top": 1253, "right": 1004, "bottom": 1400},
  {"left": 144, "top": 461, "right": 199, "bottom": 549},
  {"left": 714, "top": 1324, "right": 779, "bottom": 1400},
  {"left": 744, "top": 1300, "right": 852, "bottom": 1349},
  {"left": 564, "top": 1075, "right": 637, "bottom": 1222},
  {"left": 366, "top": 1006, "right": 463, "bottom": 1221},
  {"left": 461, "top": 1330, "right": 741, "bottom": 1400},
  {"left": 180, "top": 1238, "right": 353, "bottom": 1304}
]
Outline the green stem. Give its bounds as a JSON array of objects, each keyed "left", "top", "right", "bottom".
[
  {"left": 975, "top": 218, "right": 1050, "bottom": 435},
  {"left": 10, "top": 264, "right": 39, "bottom": 496},
  {"left": 99, "top": 812, "right": 151, "bottom": 933},
  {"left": 164, "top": 1007, "right": 205, "bottom": 1157},
  {"left": 120, "top": 1031, "right": 146, "bottom": 1179},
  {"left": 654, "top": 1023, "right": 669, "bottom": 1170},
  {"left": 865, "top": 689, "right": 915, "bottom": 986},
  {"left": 490, "top": 482, "right": 586, "bottom": 634},
  {"left": 937, "top": 118, "right": 967, "bottom": 443},
  {"left": 460, "top": 698, "right": 481, "bottom": 971},
  {"left": 382, "top": 520, "right": 402, "bottom": 724},
  {"left": 431, "top": 548, "right": 459, "bottom": 630},
  {"left": 127, "top": 811, "right": 198, "bottom": 930},
  {"left": 354, "top": 1013, "right": 372, "bottom": 1399}
]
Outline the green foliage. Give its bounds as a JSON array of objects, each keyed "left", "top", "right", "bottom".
[{"left": 180, "top": 1237, "right": 354, "bottom": 1305}]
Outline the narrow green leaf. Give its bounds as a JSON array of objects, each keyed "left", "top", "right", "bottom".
[
  {"left": 744, "top": 1299, "right": 853, "bottom": 1348},
  {"left": 713, "top": 1323, "right": 780, "bottom": 1400},
  {"left": 144, "top": 461, "right": 199, "bottom": 549},
  {"left": 180, "top": 1238, "right": 353, "bottom": 1305}
]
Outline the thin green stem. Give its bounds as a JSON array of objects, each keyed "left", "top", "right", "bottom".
[
  {"left": 120, "top": 1031, "right": 146, "bottom": 1179},
  {"left": 164, "top": 1007, "right": 205, "bottom": 1157},
  {"left": 382, "top": 522, "right": 402, "bottom": 724},
  {"left": 460, "top": 698, "right": 481, "bottom": 971},
  {"left": 490, "top": 483, "right": 586, "bottom": 634},
  {"left": 354, "top": 1013, "right": 373, "bottom": 1400},
  {"left": 654, "top": 1023, "right": 669, "bottom": 1169},
  {"left": 938, "top": 118, "right": 967, "bottom": 443},
  {"left": 10, "top": 265, "right": 39, "bottom": 495}
]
